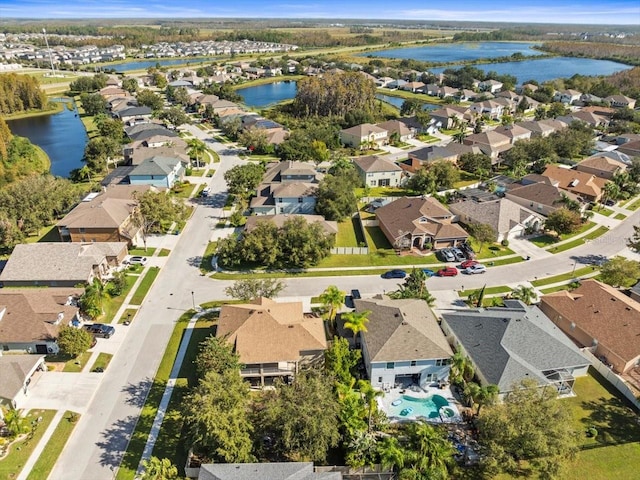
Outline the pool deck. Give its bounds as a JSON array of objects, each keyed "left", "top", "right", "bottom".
[{"left": 378, "top": 384, "right": 463, "bottom": 424}]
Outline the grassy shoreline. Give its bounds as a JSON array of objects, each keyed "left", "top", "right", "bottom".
[{"left": 1, "top": 100, "right": 63, "bottom": 120}]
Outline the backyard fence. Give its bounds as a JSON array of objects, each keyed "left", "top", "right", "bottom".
[
  {"left": 581, "top": 349, "right": 640, "bottom": 411},
  {"left": 331, "top": 246, "right": 369, "bottom": 255}
]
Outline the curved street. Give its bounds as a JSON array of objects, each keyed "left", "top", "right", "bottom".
[{"left": 47, "top": 126, "right": 640, "bottom": 479}]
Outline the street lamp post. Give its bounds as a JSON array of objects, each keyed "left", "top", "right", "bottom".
[
  {"left": 572, "top": 261, "right": 578, "bottom": 277},
  {"left": 191, "top": 291, "right": 196, "bottom": 311},
  {"left": 42, "top": 28, "right": 56, "bottom": 77}
]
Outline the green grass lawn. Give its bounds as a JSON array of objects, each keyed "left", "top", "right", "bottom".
[
  {"left": 170, "top": 182, "right": 195, "bottom": 199},
  {"left": 62, "top": 351, "right": 93, "bottom": 372},
  {"left": 151, "top": 318, "right": 216, "bottom": 474},
  {"left": 363, "top": 225, "right": 392, "bottom": 251},
  {"left": 129, "top": 267, "right": 160, "bottom": 305},
  {"left": 0, "top": 410, "right": 56, "bottom": 480},
  {"left": 530, "top": 221, "right": 597, "bottom": 248},
  {"left": 531, "top": 266, "right": 599, "bottom": 287},
  {"left": 158, "top": 248, "right": 171, "bottom": 257},
  {"left": 539, "top": 284, "right": 577, "bottom": 294},
  {"left": 591, "top": 206, "right": 614, "bottom": 217},
  {"left": 487, "top": 256, "right": 525, "bottom": 267},
  {"left": 317, "top": 250, "right": 439, "bottom": 268},
  {"left": 118, "top": 308, "right": 138, "bottom": 324},
  {"left": 458, "top": 285, "right": 512, "bottom": 297},
  {"left": 469, "top": 239, "right": 515, "bottom": 259},
  {"left": 24, "top": 225, "right": 60, "bottom": 244},
  {"left": 614, "top": 213, "right": 627, "bottom": 220},
  {"left": 101, "top": 275, "right": 137, "bottom": 324},
  {"left": 547, "top": 226, "right": 609, "bottom": 254},
  {"left": 336, "top": 218, "right": 365, "bottom": 247},
  {"left": 188, "top": 169, "right": 206, "bottom": 177},
  {"left": 116, "top": 310, "right": 196, "bottom": 480},
  {"left": 212, "top": 268, "right": 400, "bottom": 280},
  {"left": 453, "top": 171, "right": 480, "bottom": 189},
  {"left": 354, "top": 187, "right": 409, "bottom": 198},
  {"left": 129, "top": 247, "right": 156, "bottom": 256},
  {"left": 90, "top": 353, "right": 113, "bottom": 372},
  {"left": 200, "top": 241, "right": 218, "bottom": 273},
  {"left": 26, "top": 412, "right": 79, "bottom": 480},
  {"left": 625, "top": 197, "right": 640, "bottom": 211}
]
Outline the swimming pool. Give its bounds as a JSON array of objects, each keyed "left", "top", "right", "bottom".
[{"left": 388, "top": 394, "right": 450, "bottom": 419}]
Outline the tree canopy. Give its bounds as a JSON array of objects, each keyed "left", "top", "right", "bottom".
[
  {"left": 224, "top": 278, "right": 285, "bottom": 301},
  {"left": 133, "top": 190, "right": 188, "bottom": 245},
  {"left": 57, "top": 325, "right": 94, "bottom": 358},
  {"left": 599, "top": 256, "right": 640, "bottom": 288},
  {"left": 315, "top": 173, "right": 358, "bottom": 221},
  {"left": 544, "top": 208, "right": 583, "bottom": 236},
  {"left": 0, "top": 73, "right": 48, "bottom": 115},
  {"left": 223, "top": 163, "right": 265, "bottom": 200}
]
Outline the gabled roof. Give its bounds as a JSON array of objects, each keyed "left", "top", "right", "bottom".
[
  {"left": 542, "top": 165, "right": 607, "bottom": 198},
  {"left": 0, "top": 288, "right": 83, "bottom": 344},
  {"left": 540, "top": 280, "right": 640, "bottom": 364},
  {"left": 129, "top": 156, "right": 182, "bottom": 177},
  {"left": 577, "top": 155, "right": 623, "bottom": 173},
  {"left": 450, "top": 198, "right": 540, "bottom": 236},
  {"left": 353, "top": 155, "right": 402, "bottom": 173},
  {"left": 216, "top": 298, "right": 327, "bottom": 364},
  {"left": 0, "top": 355, "right": 45, "bottom": 403},
  {"left": 116, "top": 106, "right": 152, "bottom": 118},
  {"left": 198, "top": 462, "right": 341, "bottom": 480},
  {"left": 0, "top": 242, "right": 127, "bottom": 284},
  {"left": 377, "top": 120, "right": 412, "bottom": 137},
  {"left": 464, "top": 130, "right": 511, "bottom": 147},
  {"left": 506, "top": 182, "right": 579, "bottom": 210},
  {"left": 356, "top": 297, "right": 452, "bottom": 362},
  {"left": 442, "top": 304, "right": 589, "bottom": 392},
  {"left": 341, "top": 123, "right": 387, "bottom": 137},
  {"left": 493, "top": 124, "right": 531, "bottom": 140}
]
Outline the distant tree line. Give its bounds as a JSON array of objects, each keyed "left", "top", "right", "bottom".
[
  {"left": 0, "top": 73, "right": 48, "bottom": 115},
  {"left": 540, "top": 41, "right": 640, "bottom": 67}
]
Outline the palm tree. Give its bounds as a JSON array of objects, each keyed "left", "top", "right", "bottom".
[
  {"left": 407, "top": 421, "right": 455, "bottom": 479},
  {"left": 463, "top": 381, "right": 482, "bottom": 408},
  {"left": 357, "top": 379, "right": 382, "bottom": 431},
  {"left": 342, "top": 310, "right": 371, "bottom": 344},
  {"left": 3, "top": 408, "right": 25, "bottom": 437},
  {"left": 187, "top": 138, "right": 207, "bottom": 168},
  {"left": 602, "top": 182, "right": 621, "bottom": 207},
  {"left": 377, "top": 436, "right": 405, "bottom": 472},
  {"left": 475, "top": 384, "right": 500, "bottom": 415},
  {"left": 449, "top": 351, "right": 474, "bottom": 387},
  {"left": 510, "top": 285, "right": 538, "bottom": 305},
  {"left": 453, "top": 129, "right": 466, "bottom": 144},
  {"left": 140, "top": 456, "right": 179, "bottom": 480},
  {"left": 319, "top": 285, "right": 345, "bottom": 333}
]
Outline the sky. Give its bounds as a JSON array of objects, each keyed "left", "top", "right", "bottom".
[{"left": 0, "top": 0, "right": 639, "bottom": 25}]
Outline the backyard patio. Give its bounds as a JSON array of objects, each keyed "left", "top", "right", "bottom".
[{"left": 377, "top": 383, "right": 462, "bottom": 424}]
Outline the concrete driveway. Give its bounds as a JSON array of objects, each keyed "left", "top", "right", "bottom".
[{"left": 22, "top": 372, "right": 102, "bottom": 414}]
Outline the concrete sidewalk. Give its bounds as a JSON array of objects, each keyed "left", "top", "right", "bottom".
[{"left": 16, "top": 410, "right": 66, "bottom": 480}]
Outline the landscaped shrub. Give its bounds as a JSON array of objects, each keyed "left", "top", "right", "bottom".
[{"left": 501, "top": 239, "right": 509, "bottom": 247}]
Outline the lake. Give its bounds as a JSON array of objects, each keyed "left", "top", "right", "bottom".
[
  {"left": 360, "top": 42, "right": 543, "bottom": 63},
  {"left": 6, "top": 99, "right": 87, "bottom": 178},
  {"left": 236, "top": 81, "right": 299, "bottom": 108},
  {"left": 429, "top": 56, "right": 632, "bottom": 84},
  {"left": 113, "top": 57, "right": 219, "bottom": 73}
]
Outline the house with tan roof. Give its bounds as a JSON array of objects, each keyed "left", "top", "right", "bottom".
[
  {"left": 216, "top": 298, "right": 327, "bottom": 387},
  {"left": 604, "top": 95, "right": 636, "bottom": 109},
  {"left": 250, "top": 161, "right": 323, "bottom": 215},
  {"left": 340, "top": 123, "right": 388, "bottom": 149},
  {"left": 0, "top": 242, "right": 127, "bottom": 287},
  {"left": 430, "top": 106, "right": 468, "bottom": 130},
  {"left": 553, "top": 89, "right": 582, "bottom": 104},
  {"left": 449, "top": 198, "right": 543, "bottom": 242},
  {"left": 353, "top": 155, "right": 403, "bottom": 188},
  {"left": 375, "top": 196, "right": 469, "bottom": 250},
  {"left": 353, "top": 296, "right": 452, "bottom": 389},
  {"left": 377, "top": 119, "right": 415, "bottom": 142},
  {"left": 505, "top": 181, "right": 580, "bottom": 217},
  {"left": 469, "top": 99, "right": 505, "bottom": 120},
  {"left": 493, "top": 124, "right": 532, "bottom": 144},
  {"left": 0, "top": 287, "right": 83, "bottom": 355},
  {"left": 540, "top": 280, "right": 640, "bottom": 374},
  {"left": 56, "top": 185, "right": 156, "bottom": 245},
  {"left": 576, "top": 155, "right": 626, "bottom": 180},
  {"left": 541, "top": 165, "right": 608, "bottom": 202},
  {"left": 517, "top": 120, "right": 557, "bottom": 137},
  {"left": 463, "top": 130, "right": 512, "bottom": 161},
  {"left": 0, "top": 355, "right": 46, "bottom": 411}
]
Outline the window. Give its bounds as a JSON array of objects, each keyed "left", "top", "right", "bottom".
[
  {"left": 79, "top": 228, "right": 86, "bottom": 233},
  {"left": 378, "top": 377, "right": 383, "bottom": 383},
  {"left": 410, "top": 360, "right": 417, "bottom": 367},
  {"left": 278, "top": 198, "right": 283, "bottom": 203},
  {"left": 298, "top": 197, "right": 303, "bottom": 203},
  {"left": 386, "top": 362, "right": 395, "bottom": 369},
  {"left": 435, "top": 359, "right": 449, "bottom": 366}
]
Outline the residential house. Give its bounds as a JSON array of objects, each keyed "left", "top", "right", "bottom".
[
  {"left": 0, "top": 242, "right": 127, "bottom": 287},
  {"left": 128, "top": 155, "right": 185, "bottom": 188},
  {"left": 579, "top": 93, "right": 602, "bottom": 105},
  {"left": 430, "top": 106, "right": 469, "bottom": 130},
  {"left": 576, "top": 155, "right": 626, "bottom": 180},
  {"left": 463, "top": 131, "right": 512, "bottom": 161},
  {"left": 409, "top": 143, "right": 483, "bottom": 165},
  {"left": 56, "top": 185, "right": 156, "bottom": 245},
  {"left": 540, "top": 279, "right": 640, "bottom": 374},
  {"left": 0, "top": 287, "right": 83, "bottom": 355},
  {"left": 541, "top": 165, "right": 607, "bottom": 202},
  {"left": 438, "top": 86, "right": 458, "bottom": 99},
  {"left": 197, "top": 462, "right": 342, "bottom": 480},
  {"left": 613, "top": 133, "right": 640, "bottom": 146},
  {"left": 387, "top": 79, "right": 407, "bottom": 89},
  {"left": 449, "top": 198, "right": 543, "bottom": 242},
  {"left": 251, "top": 161, "right": 322, "bottom": 215},
  {"left": 557, "top": 111, "right": 609, "bottom": 128},
  {"left": 604, "top": 95, "right": 636, "bottom": 109},
  {"left": 0, "top": 355, "right": 46, "bottom": 411},
  {"left": 516, "top": 83, "right": 538, "bottom": 94},
  {"left": 114, "top": 105, "right": 153, "bottom": 125},
  {"left": 441, "top": 300, "right": 590, "bottom": 395},
  {"left": 553, "top": 89, "right": 582, "bottom": 104},
  {"left": 375, "top": 76, "right": 394, "bottom": 88},
  {"left": 125, "top": 122, "right": 178, "bottom": 142},
  {"left": 617, "top": 140, "right": 640, "bottom": 158},
  {"left": 493, "top": 124, "right": 532, "bottom": 144},
  {"left": 630, "top": 281, "right": 640, "bottom": 303},
  {"left": 216, "top": 298, "right": 327, "bottom": 387},
  {"left": 469, "top": 100, "right": 505, "bottom": 120},
  {"left": 353, "top": 296, "right": 452, "bottom": 389},
  {"left": 244, "top": 214, "right": 338, "bottom": 236},
  {"left": 377, "top": 119, "right": 415, "bottom": 142},
  {"left": 457, "top": 89, "right": 478, "bottom": 102},
  {"left": 517, "top": 120, "right": 559, "bottom": 138},
  {"left": 353, "top": 155, "right": 403, "bottom": 188},
  {"left": 505, "top": 181, "right": 581, "bottom": 216},
  {"left": 375, "top": 196, "right": 469, "bottom": 250},
  {"left": 400, "top": 81, "right": 425, "bottom": 92},
  {"left": 340, "top": 123, "right": 388, "bottom": 149},
  {"left": 478, "top": 79, "right": 503, "bottom": 93}
]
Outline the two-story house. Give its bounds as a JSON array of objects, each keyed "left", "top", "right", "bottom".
[
  {"left": 340, "top": 123, "right": 388, "bottom": 149},
  {"left": 128, "top": 155, "right": 185, "bottom": 188},
  {"left": 353, "top": 155, "right": 403, "bottom": 188}
]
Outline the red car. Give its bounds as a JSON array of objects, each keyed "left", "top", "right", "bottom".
[
  {"left": 437, "top": 267, "right": 458, "bottom": 277},
  {"left": 460, "top": 260, "right": 479, "bottom": 269}
]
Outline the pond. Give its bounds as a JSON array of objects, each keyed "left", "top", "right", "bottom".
[
  {"left": 360, "top": 42, "right": 543, "bottom": 63},
  {"left": 112, "top": 57, "right": 219, "bottom": 73},
  {"left": 236, "top": 80, "right": 299, "bottom": 108},
  {"left": 6, "top": 98, "right": 87, "bottom": 178}
]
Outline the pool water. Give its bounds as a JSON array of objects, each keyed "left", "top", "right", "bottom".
[{"left": 389, "top": 394, "right": 450, "bottom": 419}]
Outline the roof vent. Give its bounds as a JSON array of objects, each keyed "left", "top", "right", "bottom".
[
  {"left": 569, "top": 179, "right": 580, "bottom": 187},
  {"left": 401, "top": 321, "right": 408, "bottom": 326},
  {"left": 288, "top": 325, "right": 294, "bottom": 329},
  {"left": 394, "top": 313, "right": 400, "bottom": 317}
]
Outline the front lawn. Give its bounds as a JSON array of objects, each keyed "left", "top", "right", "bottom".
[
  {"left": 129, "top": 267, "right": 160, "bottom": 305},
  {"left": 90, "top": 353, "right": 113, "bottom": 372},
  {"left": 363, "top": 225, "right": 392, "bottom": 251},
  {"left": 592, "top": 206, "right": 614, "bottom": 217},
  {"left": 0, "top": 410, "right": 56, "bottom": 480},
  {"left": 129, "top": 247, "right": 156, "bottom": 256},
  {"left": 530, "top": 221, "right": 596, "bottom": 248},
  {"left": 118, "top": 308, "right": 138, "bottom": 324},
  {"left": 26, "top": 412, "right": 79, "bottom": 480},
  {"left": 200, "top": 241, "right": 218, "bottom": 273},
  {"left": 316, "top": 251, "right": 439, "bottom": 268},
  {"left": 100, "top": 275, "right": 137, "bottom": 324},
  {"left": 62, "top": 351, "right": 93, "bottom": 372},
  {"left": 614, "top": 213, "right": 627, "bottom": 220},
  {"left": 531, "top": 266, "right": 598, "bottom": 287},
  {"left": 458, "top": 285, "right": 512, "bottom": 297},
  {"left": 548, "top": 226, "right": 609, "bottom": 254},
  {"left": 468, "top": 239, "right": 515, "bottom": 259},
  {"left": 336, "top": 218, "right": 361, "bottom": 247},
  {"left": 626, "top": 197, "right": 640, "bottom": 211}
]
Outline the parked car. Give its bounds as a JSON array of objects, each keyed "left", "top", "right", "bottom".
[
  {"left": 452, "top": 248, "right": 467, "bottom": 262},
  {"left": 439, "top": 249, "right": 456, "bottom": 262},
  {"left": 604, "top": 199, "right": 616, "bottom": 207},
  {"left": 201, "top": 187, "right": 211, "bottom": 197},
  {"left": 422, "top": 268, "right": 436, "bottom": 277},
  {"left": 382, "top": 269, "right": 407, "bottom": 279},
  {"left": 84, "top": 323, "right": 116, "bottom": 339},
  {"left": 127, "top": 256, "right": 147, "bottom": 265},
  {"left": 437, "top": 267, "right": 458, "bottom": 277},
  {"left": 460, "top": 259, "right": 479, "bottom": 269},
  {"left": 464, "top": 264, "right": 487, "bottom": 275},
  {"left": 351, "top": 289, "right": 362, "bottom": 300},
  {"left": 460, "top": 242, "right": 475, "bottom": 259}
]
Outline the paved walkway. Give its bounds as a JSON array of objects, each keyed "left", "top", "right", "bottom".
[{"left": 16, "top": 410, "right": 66, "bottom": 480}]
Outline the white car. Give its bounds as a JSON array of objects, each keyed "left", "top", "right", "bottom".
[
  {"left": 464, "top": 264, "right": 487, "bottom": 275},
  {"left": 127, "top": 256, "right": 148, "bottom": 266}
]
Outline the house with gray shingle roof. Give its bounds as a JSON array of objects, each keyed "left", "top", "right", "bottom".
[
  {"left": 354, "top": 296, "right": 453, "bottom": 389},
  {"left": 0, "top": 242, "right": 127, "bottom": 287},
  {"left": 449, "top": 198, "right": 543, "bottom": 242},
  {"left": 197, "top": 462, "right": 342, "bottom": 480},
  {"left": 128, "top": 155, "right": 185, "bottom": 188},
  {"left": 0, "top": 355, "right": 46, "bottom": 411},
  {"left": 441, "top": 301, "right": 589, "bottom": 395}
]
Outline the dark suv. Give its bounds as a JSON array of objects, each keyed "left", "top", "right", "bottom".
[{"left": 84, "top": 324, "right": 115, "bottom": 339}]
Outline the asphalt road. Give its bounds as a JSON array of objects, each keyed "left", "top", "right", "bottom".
[{"left": 50, "top": 124, "right": 640, "bottom": 479}]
